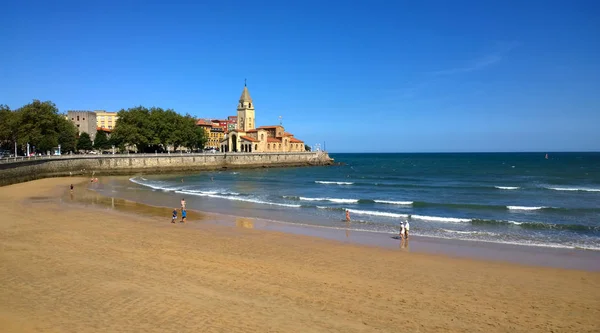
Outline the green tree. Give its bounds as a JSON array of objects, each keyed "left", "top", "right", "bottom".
[
  {"left": 304, "top": 144, "right": 311, "bottom": 151},
  {"left": 0, "top": 105, "right": 17, "bottom": 151},
  {"left": 77, "top": 132, "right": 93, "bottom": 152},
  {"left": 56, "top": 115, "right": 78, "bottom": 153},
  {"left": 14, "top": 100, "right": 62, "bottom": 153},
  {"left": 111, "top": 106, "right": 153, "bottom": 152},
  {"left": 93, "top": 130, "right": 110, "bottom": 150}
]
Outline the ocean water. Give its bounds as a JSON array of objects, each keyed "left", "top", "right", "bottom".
[{"left": 121, "top": 153, "right": 600, "bottom": 250}]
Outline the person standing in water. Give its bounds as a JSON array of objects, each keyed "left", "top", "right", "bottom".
[
  {"left": 399, "top": 222, "right": 406, "bottom": 240},
  {"left": 404, "top": 220, "right": 410, "bottom": 239},
  {"left": 345, "top": 209, "right": 351, "bottom": 222}
]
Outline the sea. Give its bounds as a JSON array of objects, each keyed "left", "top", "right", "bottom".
[{"left": 112, "top": 153, "right": 600, "bottom": 251}]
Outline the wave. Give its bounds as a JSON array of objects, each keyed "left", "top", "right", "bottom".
[
  {"left": 373, "top": 200, "right": 413, "bottom": 205},
  {"left": 495, "top": 186, "right": 520, "bottom": 190},
  {"left": 176, "top": 190, "right": 301, "bottom": 208},
  {"left": 315, "top": 181, "right": 354, "bottom": 185},
  {"left": 129, "top": 177, "right": 180, "bottom": 192},
  {"left": 507, "top": 206, "right": 546, "bottom": 211},
  {"left": 317, "top": 207, "right": 408, "bottom": 219},
  {"left": 545, "top": 187, "right": 600, "bottom": 192},
  {"left": 284, "top": 196, "right": 359, "bottom": 204},
  {"left": 441, "top": 229, "right": 499, "bottom": 236}
]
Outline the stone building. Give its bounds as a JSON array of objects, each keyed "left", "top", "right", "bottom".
[
  {"left": 220, "top": 84, "right": 305, "bottom": 153},
  {"left": 67, "top": 110, "right": 97, "bottom": 141}
]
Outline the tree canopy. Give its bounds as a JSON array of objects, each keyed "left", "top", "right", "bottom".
[
  {"left": 111, "top": 106, "right": 207, "bottom": 153},
  {"left": 77, "top": 132, "right": 93, "bottom": 152},
  {"left": 93, "top": 130, "right": 110, "bottom": 150},
  {"left": 0, "top": 100, "right": 78, "bottom": 154}
]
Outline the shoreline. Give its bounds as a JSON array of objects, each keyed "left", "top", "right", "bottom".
[
  {"left": 85, "top": 175, "right": 600, "bottom": 271},
  {"left": 1, "top": 177, "right": 599, "bottom": 332}
]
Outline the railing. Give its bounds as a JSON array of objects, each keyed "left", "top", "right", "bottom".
[{"left": 0, "top": 151, "right": 326, "bottom": 165}]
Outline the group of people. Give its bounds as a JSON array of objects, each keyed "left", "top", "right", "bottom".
[{"left": 171, "top": 198, "right": 187, "bottom": 223}]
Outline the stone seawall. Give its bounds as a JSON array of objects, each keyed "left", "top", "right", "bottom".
[{"left": 0, "top": 152, "right": 333, "bottom": 186}]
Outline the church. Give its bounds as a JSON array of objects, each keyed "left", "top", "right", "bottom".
[{"left": 220, "top": 84, "right": 305, "bottom": 153}]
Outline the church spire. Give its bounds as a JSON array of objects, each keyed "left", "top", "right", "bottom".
[{"left": 239, "top": 80, "right": 252, "bottom": 103}]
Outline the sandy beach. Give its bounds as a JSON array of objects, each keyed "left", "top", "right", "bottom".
[{"left": 1, "top": 178, "right": 599, "bottom": 332}]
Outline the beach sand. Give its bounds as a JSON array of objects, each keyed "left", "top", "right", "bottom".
[{"left": 0, "top": 178, "right": 599, "bottom": 332}]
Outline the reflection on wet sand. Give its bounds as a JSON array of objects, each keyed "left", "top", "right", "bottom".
[
  {"left": 65, "top": 182, "right": 207, "bottom": 222},
  {"left": 400, "top": 238, "right": 409, "bottom": 251},
  {"left": 236, "top": 217, "right": 255, "bottom": 229}
]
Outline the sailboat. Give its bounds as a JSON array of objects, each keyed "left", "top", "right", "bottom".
[{"left": 545, "top": 153, "right": 549, "bottom": 159}]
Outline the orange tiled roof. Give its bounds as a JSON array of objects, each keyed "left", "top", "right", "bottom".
[
  {"left": 267, "top": 137, "right": 281, "bottom": 143},
  {"left": 241, "top": 136, "right": 258, "bottom": 142},
  {"left": 259, "top": 125, "right": 281, "bottom": 129},
  {"left": 245, "top": 129, "right": 258, "bottom": 133},
  {"left": 196, "top": 119, "right": 212, "bottom": 126},
  {"left": 283, "top": 132, "right": 293, "bottom": 137},
  {"left": 290, "top": 137, "right": 304, "bottom": 143},
  {"left": 97, "top": 127, "right": 112, "bottom": 132}
]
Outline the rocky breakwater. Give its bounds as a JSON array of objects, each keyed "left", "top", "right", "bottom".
[{"left": 0, "top": 152, "right": 334, "bottom": 186}]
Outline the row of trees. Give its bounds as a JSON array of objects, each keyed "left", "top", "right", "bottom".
[
  {"left": 0, "top": 101, "right": 208, "bottom": 155},
  {"left": 111, "top": 106, "right": 207, "bottom": 153},
  {"left": 0, "top": 101, "right": 78, "bottom": 154}
]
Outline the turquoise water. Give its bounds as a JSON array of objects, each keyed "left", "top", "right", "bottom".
[{"left": 124, "top": 153, "right": 600, "bottom": 250}]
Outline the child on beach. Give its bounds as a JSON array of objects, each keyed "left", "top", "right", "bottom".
[
  {"left": 400, "top": 222, "right": 406, "bottom": 240},
  {"left": 181, "top": 198, "right": 186, "bottom": 209},
  {"left": 172, "top": 208, "right": 177, "bottom": 223},
  {"left": 181, "top": 209, "right": 187, "bottom": 223}
]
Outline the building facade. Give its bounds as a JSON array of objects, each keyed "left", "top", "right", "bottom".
[
  {"left": 220, "top": 84, "right": 304, "bottom": 153},
  {"left": 227, "top": 116, "right": 238, "bottom": 133},
  {"left": 67, "top": 110, "right": 98, "bottom": 141},
  {"left": 96, "top": 111, "right": 119, "bottom": 130},
  {"left": 209, "top": 126, "right": 224, "bottom": 149}
]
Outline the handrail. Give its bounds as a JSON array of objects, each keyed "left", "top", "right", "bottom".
[{"left": 0, "top": 151, "right": 326, "bottom": 165}]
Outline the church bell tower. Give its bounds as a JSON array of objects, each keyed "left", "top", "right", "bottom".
[{"left": 237, "top": 80, "right": 255, "bottom": 132}]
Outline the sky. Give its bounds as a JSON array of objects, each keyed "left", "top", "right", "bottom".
[{"left": 1, "top": 0, "right": 599, "bottom": 153}]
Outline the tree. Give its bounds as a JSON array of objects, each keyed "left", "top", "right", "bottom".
[
  {"left": 0, "top": 105, "right": 16, "bottom": 151},
  {"left": 305, "top": 144, "right": 311, "bottom": 151},
  {"left": 14, "top": 100, "right": 63, "bottom": 153},
  {"left": 77, "top": 132, "right": 93, "bottom": 152},
  {"left": 111, "top": 106, "right": 153, "bottom": 152},
  {"left": 94, "top": 130, "right": 110, "bottom": 150},
  {"left": 56, "top": 115, "right": 78, "bottom": 153}
]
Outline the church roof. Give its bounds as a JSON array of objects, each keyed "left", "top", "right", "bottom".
[
  {"left": 259, "top": 125, "right": 281, "bottom": 129},
  {"left": 290, "top": 137, "right": 304, "bottom": 143},
  {"left": 267, "top": 137, "right": 281, "bottom": 143},
  {"left": 239, "top": 86, "right": 253, "bottom": 103},
  {"left": 240, "top": 136, "right": 258, "bottom": 142}
]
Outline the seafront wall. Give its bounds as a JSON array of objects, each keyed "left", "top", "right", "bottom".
[{"left": 0, "top": 152, "right": 333, "bottom": 186}]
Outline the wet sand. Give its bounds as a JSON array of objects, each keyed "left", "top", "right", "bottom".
[{"left": 1, "top": 178, "right": 599, "bottom": 332}]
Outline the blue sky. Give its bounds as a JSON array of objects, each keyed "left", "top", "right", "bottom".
[{"left": 1, "top": 0, "right": 599, "bottom": 152}]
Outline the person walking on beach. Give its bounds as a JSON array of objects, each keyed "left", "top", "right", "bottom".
[
  {"left": 70, "top": 184, "right": 74, "bottom": 193},
  {"left": 171, "top": 208, "right": 177, "bottom": 223},
  {"left": 345, "top": 209, "right": 351, "bottom": 222},
  {"left": 181, "top": 209, "right": 187, "bottom": 223},
  {"left": 404, "top": 220, "right": 410, "bottom": 239},
  {"left": 181, "top": 198, "right": 186, "bottom": 210}
]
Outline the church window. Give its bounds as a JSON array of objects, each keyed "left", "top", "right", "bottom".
[
  {"left": 249, "top": 103, "right": 252, "bottom": 108},
  {"left": 77, "top": 116, "right": 80, "bottom": 121},
  {"left": 268, "top": 144, "right": 270, "bottom": 149},
  {"left": 261, "top": 134, "right": 264, "bottom": 140},
  {"left": 255, "top": 144, "right": 258, "bottom": 150}
]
